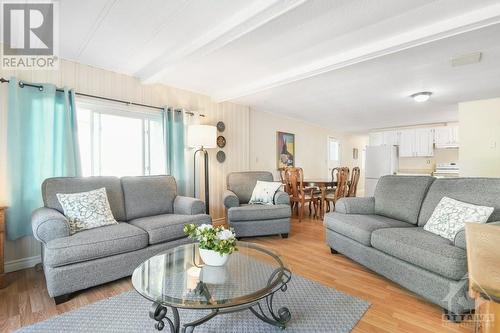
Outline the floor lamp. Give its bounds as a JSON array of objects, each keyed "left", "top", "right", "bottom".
[{"left": 188, "top": 125, "right": 217, "bottom": 214}]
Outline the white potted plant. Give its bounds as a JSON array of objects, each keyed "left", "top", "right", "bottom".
[{"left": 183, "top": 224, "right": 237, "bottom": 266}]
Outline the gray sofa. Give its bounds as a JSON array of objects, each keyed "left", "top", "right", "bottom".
[
  {"left": 324, "top": 175, "right": 500, "bottom": 319},
  {"left": 31, "top": 175, "right": 210, "bottom": 303},
  {"left": 223, "top": 171, "right": 291, "bottom": 238}
]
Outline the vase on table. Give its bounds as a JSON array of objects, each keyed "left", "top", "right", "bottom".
[
  {"left": 200, "top": 265, "right": 228, "bottom": 284},
  {"left": 199, "top": 248, "right": 229, "bottom": 266}
]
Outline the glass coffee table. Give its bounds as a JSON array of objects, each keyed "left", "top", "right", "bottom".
[{"left": 132, "top": 241, "right": 292, "bottom": 333}]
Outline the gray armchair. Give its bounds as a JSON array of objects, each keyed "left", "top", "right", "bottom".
[{"left": 224, "top": 171, "right": 291, "bottom": 238}]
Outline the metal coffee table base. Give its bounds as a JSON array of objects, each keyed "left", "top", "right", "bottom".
[{"left": 149, "top": 269, "right": 292, "bottom": 332}]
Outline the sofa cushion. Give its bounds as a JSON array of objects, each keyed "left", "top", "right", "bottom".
[
  {"left": 374, "top": 175, "right": 435, "bottom": 225},
  {"left": 418, "top": 177, "right": 500, "bottom": 226},
  {"left": 371, "top": 227, "right": 467, "bottom": 280},
  {"left": 42, "top": 176, "right": 126, "bottom": 221},
  {"left": 227, "top": 172, "right": 273, "bottom": 204},
  {"left": 44, "top": 223, "right": 148, "bottom": 267},
  {"left": 129, "top": 214, "right": 211, "bottom": 244},
  {"left": 228, "top": 204, "right": 291, "bottom": 222},
  {"left": 323, "top": 212, "right": 414, "bottom": 246},
  {"left": 121, "top": 176, "right": 177, "bottom": 220}
]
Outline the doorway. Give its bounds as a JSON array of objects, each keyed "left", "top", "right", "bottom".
[{"left": 327, "top": 136, "right": 340, "bottom": 179}]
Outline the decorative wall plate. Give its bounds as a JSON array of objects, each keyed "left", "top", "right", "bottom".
[
  {"left": 216, "top": 150, "right": 226, "bottom": 163},
  {"left": 217, "top": 135, "right": 226, "bottom": 148},
  {"left": 217, "top": 121, "right": 225, "bottom": 132}
]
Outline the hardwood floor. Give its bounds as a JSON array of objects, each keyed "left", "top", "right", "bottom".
[{"left": 0, "top": 218, "right": 473, "bottom": 333}]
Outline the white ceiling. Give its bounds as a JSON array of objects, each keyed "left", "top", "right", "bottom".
[{"left": 53, "top": 0, "right": 500, "bottom": 132}]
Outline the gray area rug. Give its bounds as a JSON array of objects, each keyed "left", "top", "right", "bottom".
[{"left": 16, "top": 275, "right": 370, "bottom": 333}]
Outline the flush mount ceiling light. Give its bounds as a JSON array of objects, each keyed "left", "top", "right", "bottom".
[{"left": 411, "top": 91, "right": 432, "bottom": 102}]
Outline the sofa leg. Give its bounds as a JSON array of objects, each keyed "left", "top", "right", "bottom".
[
  {"left": 330, "top": 247, "right": 338, "bottom": 254},
  {"left": 54, "top": 293, "right": 72, "bottom": 305},
  {"left": 281, "top": 233, "right": 289, "bottom": 239}
]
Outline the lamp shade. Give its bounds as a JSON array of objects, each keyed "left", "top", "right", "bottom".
[{"left": 187, "top": 125, "right": 217, "bottom": 148}]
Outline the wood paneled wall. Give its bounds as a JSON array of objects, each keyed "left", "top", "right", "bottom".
[{"left": 0, "top": 59, "right": 250, "bottom": 265}]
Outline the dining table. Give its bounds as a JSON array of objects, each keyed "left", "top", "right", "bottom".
[{"left": 302, "top": 179, "right": 337, "bottom": 219}]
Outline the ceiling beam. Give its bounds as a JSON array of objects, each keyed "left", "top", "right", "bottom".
[
  {"left": 214, "top": 2, "right": 500, "bottom": 102},
  {"left": 137, "top": 0, "right": 308, "bottom": 84}
]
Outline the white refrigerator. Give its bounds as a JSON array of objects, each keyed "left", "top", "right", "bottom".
[{"left": 365, "top": 145, "right": 398, "bottom": 197}]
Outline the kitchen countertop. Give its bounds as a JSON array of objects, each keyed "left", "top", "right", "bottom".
[{"left": 396, "top": 169, "right": 433, "bottom": 176}]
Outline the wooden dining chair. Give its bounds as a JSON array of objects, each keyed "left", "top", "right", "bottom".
[
  {"left": 347, "top": 167, "right": 360, "bottom": 197},
  {"left": 323, "top": 167, "right": 349, "bottom": 211},
  {"left": 324, "top": 167, "right": 349, "bottom": 212},
  {"left": 328, "top": 167, "right": 341, "bottom": 191},
  {"left": 279, "top": 168, "right": 289, "bottom": 194},
  {"left": 284, "top": 167, "right": 319, "bottom": 222}
]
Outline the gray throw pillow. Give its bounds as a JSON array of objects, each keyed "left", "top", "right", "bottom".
[{"left": 57, "top": 187, "right": 118, "bottom": 234}]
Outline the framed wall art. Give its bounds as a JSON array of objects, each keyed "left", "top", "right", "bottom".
[{"left": 276, "top": 131, "right": 295, "bottom": 169}]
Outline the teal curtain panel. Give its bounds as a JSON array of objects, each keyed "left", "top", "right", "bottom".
[
  {"left": 6, "top": 77, "right": 81, "bottom": 240},
  {"left": 162, "top": 108, "right": 186, "bottom": 195}
]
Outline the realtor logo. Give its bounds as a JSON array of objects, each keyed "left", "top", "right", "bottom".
[{"left": 1, "top": 1, "right": 59, "bottom": 69}]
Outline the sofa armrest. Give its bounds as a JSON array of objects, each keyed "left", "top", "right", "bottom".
[
  {"left": 335, "top": 197, "right": 375, "bottom": 214},
  {"left": 454, "top": 229, "right": 467, "bottom": 250},
  {"left": 223, "top": 190, "right": 239, "bottom": 209},
  {"left": 174, "top": 196, "right": 205, "bottom": 215},
  {"left": 274, "top": 191, "right": 290, "bottom": 205},
  {"left": 454, "top": 221, "right": 500, "bottom": 250},
  {"left": 31, "top": 207, "right": 70, "bottom": 244}
]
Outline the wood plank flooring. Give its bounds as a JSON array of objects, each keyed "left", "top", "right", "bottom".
[{"left": 0, "top": 218, "right": 474, "bottom": 333}]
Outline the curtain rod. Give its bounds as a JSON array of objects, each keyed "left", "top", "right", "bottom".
[{"left": 0, "top": 77, "right": 205, "bottom": 117}]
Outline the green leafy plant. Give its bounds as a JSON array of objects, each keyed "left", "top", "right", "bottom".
[{"left": 184, "top": 224, "right": 238, "bottom": 255}]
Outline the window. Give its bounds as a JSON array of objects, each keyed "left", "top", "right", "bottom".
[
  {"left": 328, "top": 137, "right": 340, "bottom": 162},
  {"left": 327, "top": 136, "right": 340, "bottom": 178},
  {"left": 76, "top": 99, "right": 165, "bottom": 177}
]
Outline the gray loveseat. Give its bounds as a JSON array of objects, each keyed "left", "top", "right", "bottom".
[
  {"left": 223, "top": 171, "right": 291, "bottom": 238},
  {"left": 324, "top": 175, "right": 500, "bottom": 320},
  {"left": 32, "top": 175, "right": 210, "bottom": 303}
]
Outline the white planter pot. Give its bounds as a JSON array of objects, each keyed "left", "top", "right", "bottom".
[
  {"left": 200, "top": 265, "right": 228, "bottom": 285},
  {"left": 199, "top": 248, "right": 229, "bottom": 266}
]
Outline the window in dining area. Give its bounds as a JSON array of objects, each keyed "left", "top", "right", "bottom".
[{"left": 327, "top": 136, "right": 340, "bottom": 178}]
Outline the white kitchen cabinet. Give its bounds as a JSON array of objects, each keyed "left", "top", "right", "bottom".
[
  {"left": 369, "top": 131, "right": 399, "bottom": 146},
  {"left": 369, "top": 132, "right": 383, "bottom": 146},
  {"left": 435, "top": 126, "right": 459, "bottom": 148},
  {"left": 398, "top": 128, "right": 434, "bottom": 157},
  {"left": 414, "top": 128, "right": 434, "bottom": 156},
  {"left": 452, "top": 126, "right": 459, "bottom": 144},
  {"left": 398, "top": 130, "right": 415, "bottom": 157},
  {"left": 382, "top": 131, "right": 399, "bottom": 146}
]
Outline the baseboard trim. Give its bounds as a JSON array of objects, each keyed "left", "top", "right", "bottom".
[{"left": 5, "top": 255, "right": 41, "bottom": 273}]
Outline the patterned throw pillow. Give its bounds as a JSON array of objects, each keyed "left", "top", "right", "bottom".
[
  {"left": 423, "top": 196, "right": 494, "bottom": 241},
  {"left": 57, "top": 188, "right": 118, "bottom": 235},
  {"left": 249, "top": 181, "right": 283, "bottom": 205}
]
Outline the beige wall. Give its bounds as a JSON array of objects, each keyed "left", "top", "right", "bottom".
[
  {"left": 249, "top": 110, "right": 368, "bottom": 194},
  {"left": 459, "top": 97, "right": 500, "bottom": 177},
  {"left": 1, "top": 59, "right": 369, "bottom": 270},
  {"left": 0, "top": 59, "right": 250, "bottom": 267},
  {"left": 398, "top": 149, "right": 459, "bottom": 174}
]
